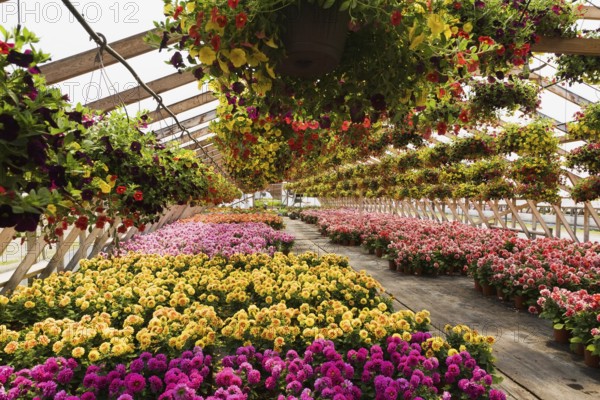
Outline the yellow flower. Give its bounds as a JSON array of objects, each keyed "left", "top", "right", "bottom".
[
  {"left": 463, "top": 22, "right": 473, "bottom": 33},
  {"left": 448, "top": 348, "right": 459, "bottom": 356},
  {"left": 24, "top": 301, "right": 35, "bottom": 309},
  {"left": 427, "top": 14, "right": 446, "bottom": 37},
  {"left": 52, "top": 341, "right": 64, "bottom": 353},
  {"left": 198, "top": 47, "right": 217, "bottom": 65},
  {"left": 227, "top": 48, "right": 247, "bottom": 68},
  {"left": 72, "top": 347, "right": 85, "bottom": 358},
  {"left": 88, "top": 349, "right": 101, "bottom": 362},
  {"left": 4, "top": 341, "right": 18, "bottom": 354},
  {"left": 377, "top": 303, "right": 387, "bottom": 312}
]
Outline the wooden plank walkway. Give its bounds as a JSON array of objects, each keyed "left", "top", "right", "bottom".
[{"left": 284, "top": 218, "right": 600, "bottom": 400}]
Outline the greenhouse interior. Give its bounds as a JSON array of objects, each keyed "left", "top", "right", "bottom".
[{"left": 2, "top": 0, "right": 600, "bottom": 398}]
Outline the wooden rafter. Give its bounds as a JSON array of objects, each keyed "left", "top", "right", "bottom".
[
  {"left": 145, "top": 92, "right": 217, "bottom": 123},
  {"left": 41, "top": 29, "right": 172, "bottom": 85},
  {"left": 529, "top": 73, "right": 592, "bottom": 107},
  {"left": 581, "top": 5, "right": 600, "bottom": 20},
  {"left": 154, "top": 110, "right": 217, "bottom": 140},
  {"left": 85, "top": 73, "right": 199, "bottom": 112},
  {"left": 532, "top": 37, "right": 600, "bottom": 56}
]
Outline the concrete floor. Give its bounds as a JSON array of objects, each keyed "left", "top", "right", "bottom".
[{"left": 284, "top": 218, "right": 600, "bottom": 400}]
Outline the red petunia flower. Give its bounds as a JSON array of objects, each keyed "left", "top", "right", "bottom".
[
  {"left": 228, "top": 0, "right": 239, "bottom": 9},
  {"left": 216, "top": 15, "right": 227, "bottom": 28},
  {"left": 173, "top": 5, "right": 184, "bottom": 20},
  {"left": 211, "top": 35, "right": 221, "bottom": 51},
  {"left": 134, "top": 190, "right": 143, "bottom": 201},
  {"left": 390, "top": 10, "right": 402, "bottom": 26},
  {"left": 235, "top": 12, "right": 248, "bottom": 29},
  {"left": 478, "top": 36, "right": 494, "bottom": 46},
  {"left": 116, "top": 186, "right": 127, "bottom": 195},
  {"left": 0, "top": 40, "right": 13, "bottom": 55}
]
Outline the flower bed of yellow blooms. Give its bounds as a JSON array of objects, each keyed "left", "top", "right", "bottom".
[{"left": 0, "top": 252, "right": 495, "bottom": 373}]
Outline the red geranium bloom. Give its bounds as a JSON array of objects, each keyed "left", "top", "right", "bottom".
[
  {"left": 235, "top": 12, "right": 247, "bottom": 29},
  {"left": 228, "top": 0, "right": 239, "bottom": 8},
  {"left": 390, "top": 10, "right": 402, "bottom": 26},
  {"left": 55, "top": 227, "right": 64, "bottom": 237},
  {"left": 341, "top": 121, "right": 351, "bottom": 131},
  {"left": 134, "top": 191, "right": 143, "bottom": 201},
  {"left": 116, "top": 186, "right": 127, "bottom": 195},
  {"left": 138, "top": 223, "right": 146, "bottom": 232}
]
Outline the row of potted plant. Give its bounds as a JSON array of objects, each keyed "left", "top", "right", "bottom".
[
  {"left": 538, "top": 287, "right": 600, "bottom": 368},
  {"left": 298, "top": 209, "right": 600, "bottom": 366},
  {"left": 0, "top": 27, "right": 240, "bottom": 240},
  {"left": 181, "top": 211, "right": 285, "bottom": 230},
  {"left": 119, "top": 220, "right": 295, "bottom": 257}
]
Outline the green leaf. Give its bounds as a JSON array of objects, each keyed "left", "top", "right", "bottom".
[
  {"left": 322, "top": 0, "right": 336, "bottom": 9},
  {"left": 553, "top": 323, "right": 564, "bottom": 330},
  {"left": 339, "top": 0, "right": 351, "bottom": 11}
]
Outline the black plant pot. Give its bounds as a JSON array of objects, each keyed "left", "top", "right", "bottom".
[{"left": 278, "top": 1, "right": 349, "bottom": 78}]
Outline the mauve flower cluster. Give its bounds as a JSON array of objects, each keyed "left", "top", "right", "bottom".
[
  {"left": 120, "top": 222, "right": 294, "bottom": 258},
  {"left": 0, "top": 336, "right": 506, "bottom": 400},
  {"left": 0, "top": 348, "right": 211, "bottom": 400},
  {"left": 215, "top": 335, "right": 505, "bottom": 400}
]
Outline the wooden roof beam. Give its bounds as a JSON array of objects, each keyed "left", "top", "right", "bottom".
[
  {"left": 529, "top": 72, "right": 592, "bottom": 107},
  {"left": 41, "top": 29, "right": 174, "bottom": 84},
  {"left": 145, "top": 92, "right": 217, "bottom": 124},
  {"left": 85, "top": 73, "right": 199, "bottom": 112},
  {"left": 580, "top": 6, "right": 600, "bottom": 20},
  {"left": 154, "top": 110, "right": 217, "bottom": 140},
  {"left": 532, "top": 37, "right": 600, "bottom": 56}
]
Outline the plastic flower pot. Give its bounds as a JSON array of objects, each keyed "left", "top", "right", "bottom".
[
  {"left": 388, "top": 259, "right": 397, "bottom": 271},
  {"left": 572, "top": 342, "right": 585, "bottom": 356},
  {"left": 584, "top": 349, "right": 600, "bottom": 368},
  {"left": 375, "top": 247, "right": 384, "bottom": 258},
  {"left": 474, "top": 280, "right": 483, "bottom": 293},
  {"left": 496, "top": 286, "right": 507, "bottom": 301},
  {"left": 278, "top": 1, "right": 350, "bottom": 78},
  {"left": 553, "top": 327, "right": 571, "bottom": 344},
  {"left": 481, "top": 282, "right": 495, "bottom": 297},
  {"left": 513, "top": 295, "right": 527, "bottom": 311}
]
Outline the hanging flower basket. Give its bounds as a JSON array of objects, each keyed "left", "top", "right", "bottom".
[{"left": 278, "top": 1, "right": 350, "bottom": 78}]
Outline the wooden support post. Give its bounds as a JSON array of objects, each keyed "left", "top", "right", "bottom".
[
  {"left": 0, "top": 228, "right": 15, "bottom": 257},
  {"left": 1, "top": 233, "right": 47, "bottom": 295},
  {"left": 447, "top": 201, "right": 462, "bottom": 222},
  {"left": 552, "top": 205, "right": 579, "bottom": 242},
  {"left": 38, "top": 228, "right": 82, "bottom": 279},
  {"left": 457, "top": 199, "right": 479, "bottom": 227},
  {"left": 526, "top": 200, "right": 554, "bottom": 238},
  {"left": 487, "top": 201, "right": 508, "bottom": 229},
  {"left": 432, "top": 200, "right": 449, "bottom": 222},
  {"left": 584, "top": 206, "right": 590, "bottom": 242},
  {"left": 470, "top": 200, "right": 491, "bottom": 229},
  {"left": 65, "top": 228, "right": 103, "bottom": 271},
  {"left": 506, "top": 200, "right": 533, "bottom": 238},
  {"left": 584, "top": 202, "right": 600, "bottom": 238}
]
